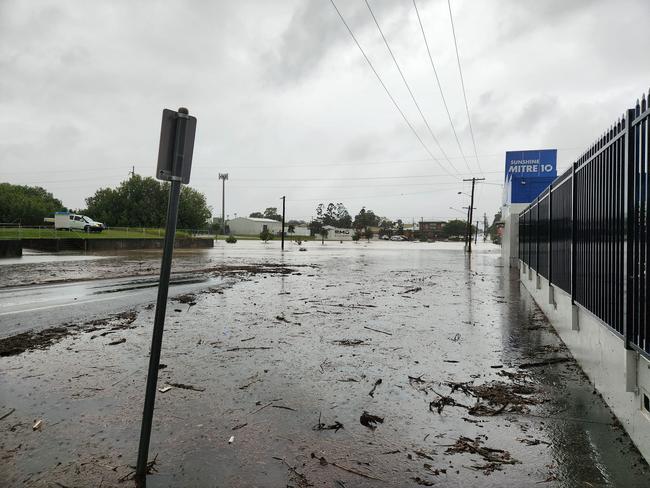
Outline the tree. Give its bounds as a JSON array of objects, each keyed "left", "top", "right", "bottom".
[
  {"left": 263, "top": 207, "right": 282, "bottom": 221},
  {"left": 379, "top": 218, "right": 394, "bottom": 237},
  {"left": 288, "top": 224, "right": 295, "bottom": 234},
  {"left": 260, "top": 229, "right": 274, "bottom": 242},
  {"left": 364, "top": 227, "right": 374, "bottom": 241},
  {"left": 309, "top": 219, "right": 323, "bottom": 237},
  {"left": 443, "top": 219, "right": 469, "bottom": 238},
  {"left": 84, "top": 175, "right": 211, "bottom": 228},
  {"left": 315, "top": 202, "right": 351, "bottom": 228},
  {"left": 353, "top": 207, "right": 380, "bottom": 230},
  {"left": 0, "top": 183, "right": 65, "bottom": 225},
  {"left": 319, "top": 227, "right": 329, "bottom": 244},
  {"left": 249, "top": 212, "right": 264, "bottom": 218}
]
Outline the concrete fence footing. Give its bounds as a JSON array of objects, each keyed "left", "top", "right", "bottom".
[{"left": 520, "top": 260, "right": 650, "bottom": 463}]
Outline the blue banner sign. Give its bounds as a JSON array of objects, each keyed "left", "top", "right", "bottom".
[{"left": 505, "top": 149, "right": 557, "bottom": 180}]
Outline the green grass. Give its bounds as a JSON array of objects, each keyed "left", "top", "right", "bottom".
[{"left": 0, "top": 228, "right": 197, "bottom": 240}]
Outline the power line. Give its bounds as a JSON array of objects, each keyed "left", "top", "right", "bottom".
[
  {"left": 364, "top": 0, "right": 461, "bottom": 175},
  {"left": 447, "top": 0, "right": 483, "bottom": 175},
  {"left": 328, "top": 0, "right": 457, "bottom": 178},
  {"left": 412, "top": 0, "right": 471, "bottom": 173}
]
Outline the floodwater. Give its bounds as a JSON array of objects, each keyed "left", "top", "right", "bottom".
[{"left": 0, "top": 240, "right": 647, "bottom": 487}]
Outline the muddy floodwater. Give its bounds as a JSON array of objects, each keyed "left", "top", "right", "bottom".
[{"left": 1, "top": 240, "right": 648, "bottom": 487}]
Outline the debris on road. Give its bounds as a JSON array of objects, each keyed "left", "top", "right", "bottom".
[
  {"left": 228, "top": 436, "right": 234, "bottom": 444},
  {"left": 167, "top": 382, "right": 205, "bottom": 392},
  {"left": 271, "top": 405, "right": 296, "bottom": 412},
  {"left": 158, "top": 386, "right": 172, "bottom": 393},
  {"left": 360, "top": 411, "right": 384, "bottom": 430},
  {"left": 310, "top": 453, "right": 384, "bottom": 481},
  {"left": 274, "top": 457, "right": 313, "bottom": 487},
  {"left": 363, "top": 326, "right": 392, "bottom": 336},
  {"left": 401, "top": 287, "right": 422, "bottom": 294},
  {"left": 518, "top": 357, "right": 571, "bottom": 368},
  {"left": 0, "top": 408, "right": 16, "bottom": 421},
  {"left": 32, "top": 419, "right": 43, "bottom": 431},
  {"left": 445, "top": 436, "right": 519, "bottom": 472},
  {"left": 332, "top": 339, "right": 367, "bottom": 346},
  {"left": 411, "top": 476, "right": 435, "bottom": 486},
  {"left": 313, "top": 413, "right": 344, "bottom": 432},
  {"left": 368, "top": 378, "right": 382, "bottom": 397},
  {"left": 107, "top": 338, "right": 126, "bottom": 346},
  {"left": 226, "top": 346, "right": 272, "bottom": 352}
]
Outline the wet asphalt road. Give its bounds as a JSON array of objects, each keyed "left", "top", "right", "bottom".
[
  {"left": 0, "top": 274, "right": 221, "bottom": 339},
  {"left": 0, "top": 241, "right": 648, "bottom": 487}
]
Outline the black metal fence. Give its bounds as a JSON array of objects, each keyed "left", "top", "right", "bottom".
[{"left": 520, "top": 90, "right": 650, "bottom": 357}]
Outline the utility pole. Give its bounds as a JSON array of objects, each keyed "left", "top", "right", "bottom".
[
  {"left": 462, "top": 177, "right": 485, "bottom": 253},
  {"left": 219, "top": 173, "right": 228, "bottom": 237},
  {"left": 281, "top": 196, "right": 286, "bottom": 251}
]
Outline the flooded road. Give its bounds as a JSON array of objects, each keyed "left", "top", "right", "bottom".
[{"left": 0, "top": 241, "right": 647, "bottom": 487}]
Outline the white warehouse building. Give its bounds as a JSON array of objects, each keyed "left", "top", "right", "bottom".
[{"left": 228, "top": 217, "right": 281, "bottom": 236}]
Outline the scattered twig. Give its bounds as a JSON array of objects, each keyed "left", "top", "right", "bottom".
[
  {"left": 0, "top": 408, "right": 15, "bottom": 421},
  {"left": 363, "top": 326, "right": 392, "bottom": 336},
  {"left": 248, "top": 401, "right": 273, "bottom": 416},
  {"left": 310, "top": 453, "right": 384, "bottom": 481},
  {"left": 368, "top": 378, "right": 382, "bottom": 397},
  {"left": 313, "top": 412, "right": 344, "bottom": 432},
  {"left": 518, "top": 357, "right": 571, "bottom": 368},
  {"left": 226, "top": 346, "right": 272, "bottom": 352},
  {"left": 167, "top": 382, "right": 205, "bottom": 392},
  {"left": 107, "top": 338, "right": 126, "bottom": 346},
  {"left": 271, "top": 405, "right": 296, "bottom": 411}
]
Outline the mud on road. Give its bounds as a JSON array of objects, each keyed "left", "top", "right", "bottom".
[{"left": 0, "top": 241, "right": 648, "bottom": 487}]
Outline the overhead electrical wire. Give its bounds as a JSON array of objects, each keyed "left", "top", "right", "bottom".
[
  {"left": 364, "top": 0, "right": 461, "bottom": 175},
  {"left": 328, "top": 0, "right": 457, "bottom": 178},
  {"left": 447, "top": 0, "right": 483, "bottom": 175},
  {"left": 412, "top": 0, "right": 472, "bottom": 173}
]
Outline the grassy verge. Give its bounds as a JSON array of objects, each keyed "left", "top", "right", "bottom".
[{"left": 0, "top": 228, "right": 197, "bottom": 240}]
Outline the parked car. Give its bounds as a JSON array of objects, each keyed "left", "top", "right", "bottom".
[
  {"left": 389, "top": 235, "right": 407, "bottom": 241},
  {"left": 380, "top": 235, "right": 390, "bottom": 240},
  {"left": 54, "top": 212, "right": 104, "bottom": 232}
]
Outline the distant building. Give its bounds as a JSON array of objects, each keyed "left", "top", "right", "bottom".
[
  {"left": 323, "top": 225, "right": 353, "bottom": 241},
  {"left": 228, "top": 217, "right": 281, "bottom": 236},
  {"left": 420, "top": 221, "right": 446, "bottom": 240}
]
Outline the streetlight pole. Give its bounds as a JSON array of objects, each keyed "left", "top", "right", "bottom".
[
  {"left": 281, "top": 196, "right": 286, "bottom": 251},
  {"left": 219, "top": 173, "right": 228, "bottom": 237}
]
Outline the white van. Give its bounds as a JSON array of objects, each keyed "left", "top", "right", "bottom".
[{"left": 54, "top": 212, "right": 104, "bottom": 233}]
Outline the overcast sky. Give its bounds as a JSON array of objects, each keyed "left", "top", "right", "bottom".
[{"left": 1, "top": 0, "right": 649, "bottom": 225}]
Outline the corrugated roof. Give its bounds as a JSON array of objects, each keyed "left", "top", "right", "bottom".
[{"left": 234, "top": 217, "right": 281, "bottom": 223}]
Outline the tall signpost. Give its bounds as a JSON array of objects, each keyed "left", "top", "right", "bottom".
[
  {"left": 281, "top": 195, "right": 286, "bottom": 251},
  {"left": 219, "top": 173, "right": 228, "bottom": 236},
  {"left": 135, "top": 107, "right": 197, "bottom": 487}
]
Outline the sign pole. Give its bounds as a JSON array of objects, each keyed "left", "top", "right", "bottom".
[{"left": 135, "top": 108, "right": 195, "bottom": 486}]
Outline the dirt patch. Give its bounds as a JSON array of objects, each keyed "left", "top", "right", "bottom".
[
  {"left": 0, "top": 326, "right": 74, "bottom": 357},
  {"left": 0, "top": 310, "right": 138, "bottom": 357}
]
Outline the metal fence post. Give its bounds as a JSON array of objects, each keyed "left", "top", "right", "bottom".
[
  {"left": 571, "top": 163, "right": 577, "bottom": 303},
  {"left": 624, "top": 108, "right": 636, "bottom": 350}
]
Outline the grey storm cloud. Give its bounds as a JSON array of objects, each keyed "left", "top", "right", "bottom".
[{"left": 1, "top": 0, "right": 649, "bottom": 223}]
